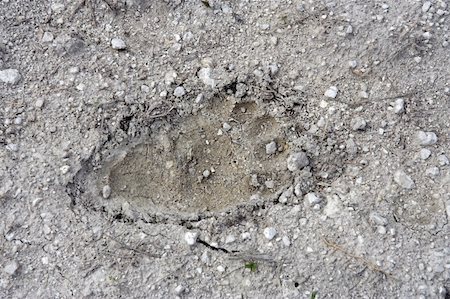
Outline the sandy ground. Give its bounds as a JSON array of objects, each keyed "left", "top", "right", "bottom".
[{"left": 0, "top": 0, "right": 449, "bottom": 298}]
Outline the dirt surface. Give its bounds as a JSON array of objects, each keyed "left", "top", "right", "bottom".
[{"left": 1, "top": 0, "right": 449, "bottom": 298}]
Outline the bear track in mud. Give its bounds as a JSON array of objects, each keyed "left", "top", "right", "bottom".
[{"left": 67, "top": 94, "right": 325, "bottom": 225}]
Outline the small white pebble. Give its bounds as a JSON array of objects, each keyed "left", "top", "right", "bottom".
[
  {"left": 225, "top": 235, "right": 236, "bottom": 244},
  {"left": 0, "top": 69, "right": 21, "bottom": 84},
  {"left": 265, "top": 141, "right": 277, "bottom": 155},
  {"left": 265, "top": 180, "right": 275, "bottom": 189},
  {"left": 377, "top": 226, "right": 387, "bottom": 234},
  {"left": 217, "top": 265, "right": 225, "bottom": 272},
  {"left": 201, "top": 251, "right": 210, "bottom": 264},
  {"left": 241, "top": 232, "right": 251, "bottom": 240},
  {"left": 111, "top": 38, "right": 126, "bottom": 50},
  {"left": 202, "top": 169, "right": 211, "bottom": 178},
  {"left": 35, "top": 99, "right": 45, "bottom": 108},
  {"left": 174, "top": 285, "right": 185, "bottom": 295},
  {"left": 3, "top": 261, "right": 19, "bottom": 276},
  {"left": 287, "top": 152, "right": 309, "bottom": 172},
  {"left": 416, "top": 131, "right": 438, "bottom": 145},
  {"left": 263, "top": 227, "right": 277, "bottom": 240},
  {"left": 304, "top": 192, "right": 321, "bottom": 206},
  {"left": 393, "top": 170, "right": 415, "bottom": 189},
  {"left": 42, "top": 31, "right": 54, "bottom": 43},
  {"left": 426, "top": 167, "right": 439, "bottom": 177},
  {"left": 422, "top": 1, "right": 432, "bottom": 12},
  {"left": 184, "top": 231, "right": 198, "bottom": 246},
  {"left": 419, "top": 148, "right": 431, "bottom": 160},
  {"left": 393, "top": 98, "right": 405, "bottom": 114},
  {"left": 102, "top": 185, "right": 111, "bottom": 199},
  {"left": 282, "top": 236, "right": 291, "bottom": 247},
  {"left": 60, "top": 165, "right": 70, "bottom": 174},
  {"left": 348, "top": 60, "right": 357, "bottom": 68},
  {"left": 437, "top": 154, "right": 449, "bottom": 166},
  {"left": 324, "top": 86, "right": 338, "bottom": 98},
  {"left": 351, "top": 117, "right": 367, "bottom": 131},
  {"left": 173, "top": 86, "right": 186, "bottom": 97},
  {"left": 222, "top": 122, "right": 232, "bottom": 132}
]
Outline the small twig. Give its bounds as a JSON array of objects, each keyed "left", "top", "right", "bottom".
[
  {"left": 322, "top": 237, "right": 395, "bottom": 279},
  {"left": 105, "top": 234, "right": 160, "bottom": 258},
  {"left": 148, "top": 106, "right": 175, "bottom": 119}
]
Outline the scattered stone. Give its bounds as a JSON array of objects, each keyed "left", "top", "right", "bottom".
[
  {"left": 416, "top": 131, "right": 438, "bottom": 145},
  {"left": 377, "top": 226, "right": 387, "bottom": 234},
  {"left": 60, "top": 165, "right": 70, "bottom": 174},
  {"left": 250, "top": 174, "right": 260, "bottom": 187},
  {"left": 425, "top": 167, "right": 439, "bottom": 177},
  {"left": 222, "top": 122, "right": 232, "bottom": 132},
  {"left": 225, "top": 235, "right": 235, "bottom": 244},
  {"left": 279, "top": 187, "right": 293, "bottom": 204},
  {"left": 241, "top": 232, "right": 251, "bottom": 240},
  {"left": 348, "top": 60, "right": 357, "bottom": 68},
  {"left": 419, "top": 148, "right": 431, "bottom": 160},
  {"left": 287, "top": 152, "right": 309, "bottom": 172},
  {"left": 393, "top": 98, "right": 405, "bottom": 114},
  {"left": 111, "top": 38, "right": 126, "bottom": 50},
  {"left": 263, "top": 227, "right": 277, "bottom": 240},
  {"left": 200, "top": 251, "right": 210, "bottom": 264},
  {"left": 102, "top": 185, "right": 111, "bottom": 199},
  {"left": 294, "top": 183, "right": 303, "bottom": 197},
  {"left": 437, "top": 154, "right": 449, "bottom": 166},
  {"left": 173, "top": 86, "right": 186, "bottom": 97},
  {"left": 0, "top": 69, "right": 21, "bottom": 84},
  {"left": 422, "top": 1, "right": 432, "bottom": 12},
  {"left": 217, "top": 265, "right": 225, "bottom": 272},
  {"left": 164, "top": 70, "right": 177, "bottom": 85},
  {"left": 393, "top": 170, "right": 415, "bottom": 189},
  {"left": 174, "top": 285, "right": 185, "bottom": 295},
  {"left": 184, "top": 231, "right": 198, "bottom": 245},
  {"left": 35, "top": 99, "right": 45, "bottom": 108},
  {"left": 6, "top": 143, "right": 18, "bottom": 152},
  {"left": 265, "top": 141, "right": 277, "bottom": 155},
  {"left": 282, "top": 236, "right": 291, "bottom": 247},
  {"left": 346, "top": 138, "right": 358, "bottom": 155},
  {"left": 3, "top": 261, "right": 19, "bottom": 276},
  {"left": 198, "top": 67, "right": 216, "bottom": 88},
  {"left": 351, "top": 117, "right": 367, "bottom": 131},
  {"left": 304, "top": 192, "right": 321, "bottom": 206},
  {"left": 370, "top": 212, "right": 388, "bottom": 226},
  {"left": 202, "top": 169, "right": 211, "bottom": 178},
  {"left": 324, "top": 86, "right": 338, "bottom": 98},
  {"left": 265, "top": 180, "right": 275, "bottom": 189},
  {"left": 42, "top": 32, "right": 54, "bottom": 43}
]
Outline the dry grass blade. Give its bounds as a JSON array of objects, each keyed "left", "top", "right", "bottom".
[{"left": 322, "top": 237, "right": 396, "bottom": 279}]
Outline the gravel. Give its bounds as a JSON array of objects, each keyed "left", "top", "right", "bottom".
[
  {"left": 324, "top": 86, "right": 338, "bottom": 98},
  {"left": 393, "top": 98, "right": 405, "bottom": 114},
  {"left": 287, "top": 152, "right": 309, "bottom": 172},
  {"left": 222, "top": 122, "right": 232, "bottom": 132},
  {"left": 35, "top": 99, "right": 45, "bottom": 108},
  {"left": 419, "top": 148, "right": 431, "bottom": 160},
  {"left": 111, "top": 38, "right": 127, "bottom": 50},
  {"left": 263, "top": 227, "right": 277, "bottom": 240},
  {"left": 198, "top": 67, "right": 216, "bottom": 88},
  {"left": 393, "top": 170, "right": 415, "bottom": 189},
  {"left": 351, "top": 117, "right": 367, "bottom": 131},
  {"left": 3, "top": 260, "right": 19, "bottom": 276},
  {"left": 416, "top": 131, "right": 438, "bottom": 145},
  {"left": 304, "top": 192, "right": 321, "bottom": 206},
  {"left": 184, "top": 231, "right": 199, "bottom": 246},
  {"left": 173, "top": 86, "right": 186, "bottom": 97},
  {"left": 265, "top": 141, "right": 277, "bottom": 155},
  {"left": 102, "top": 185, "right": 111, "bottom": 199},
  {"left": 0, "top": 69, "right": 21, "bottom": 84}
]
